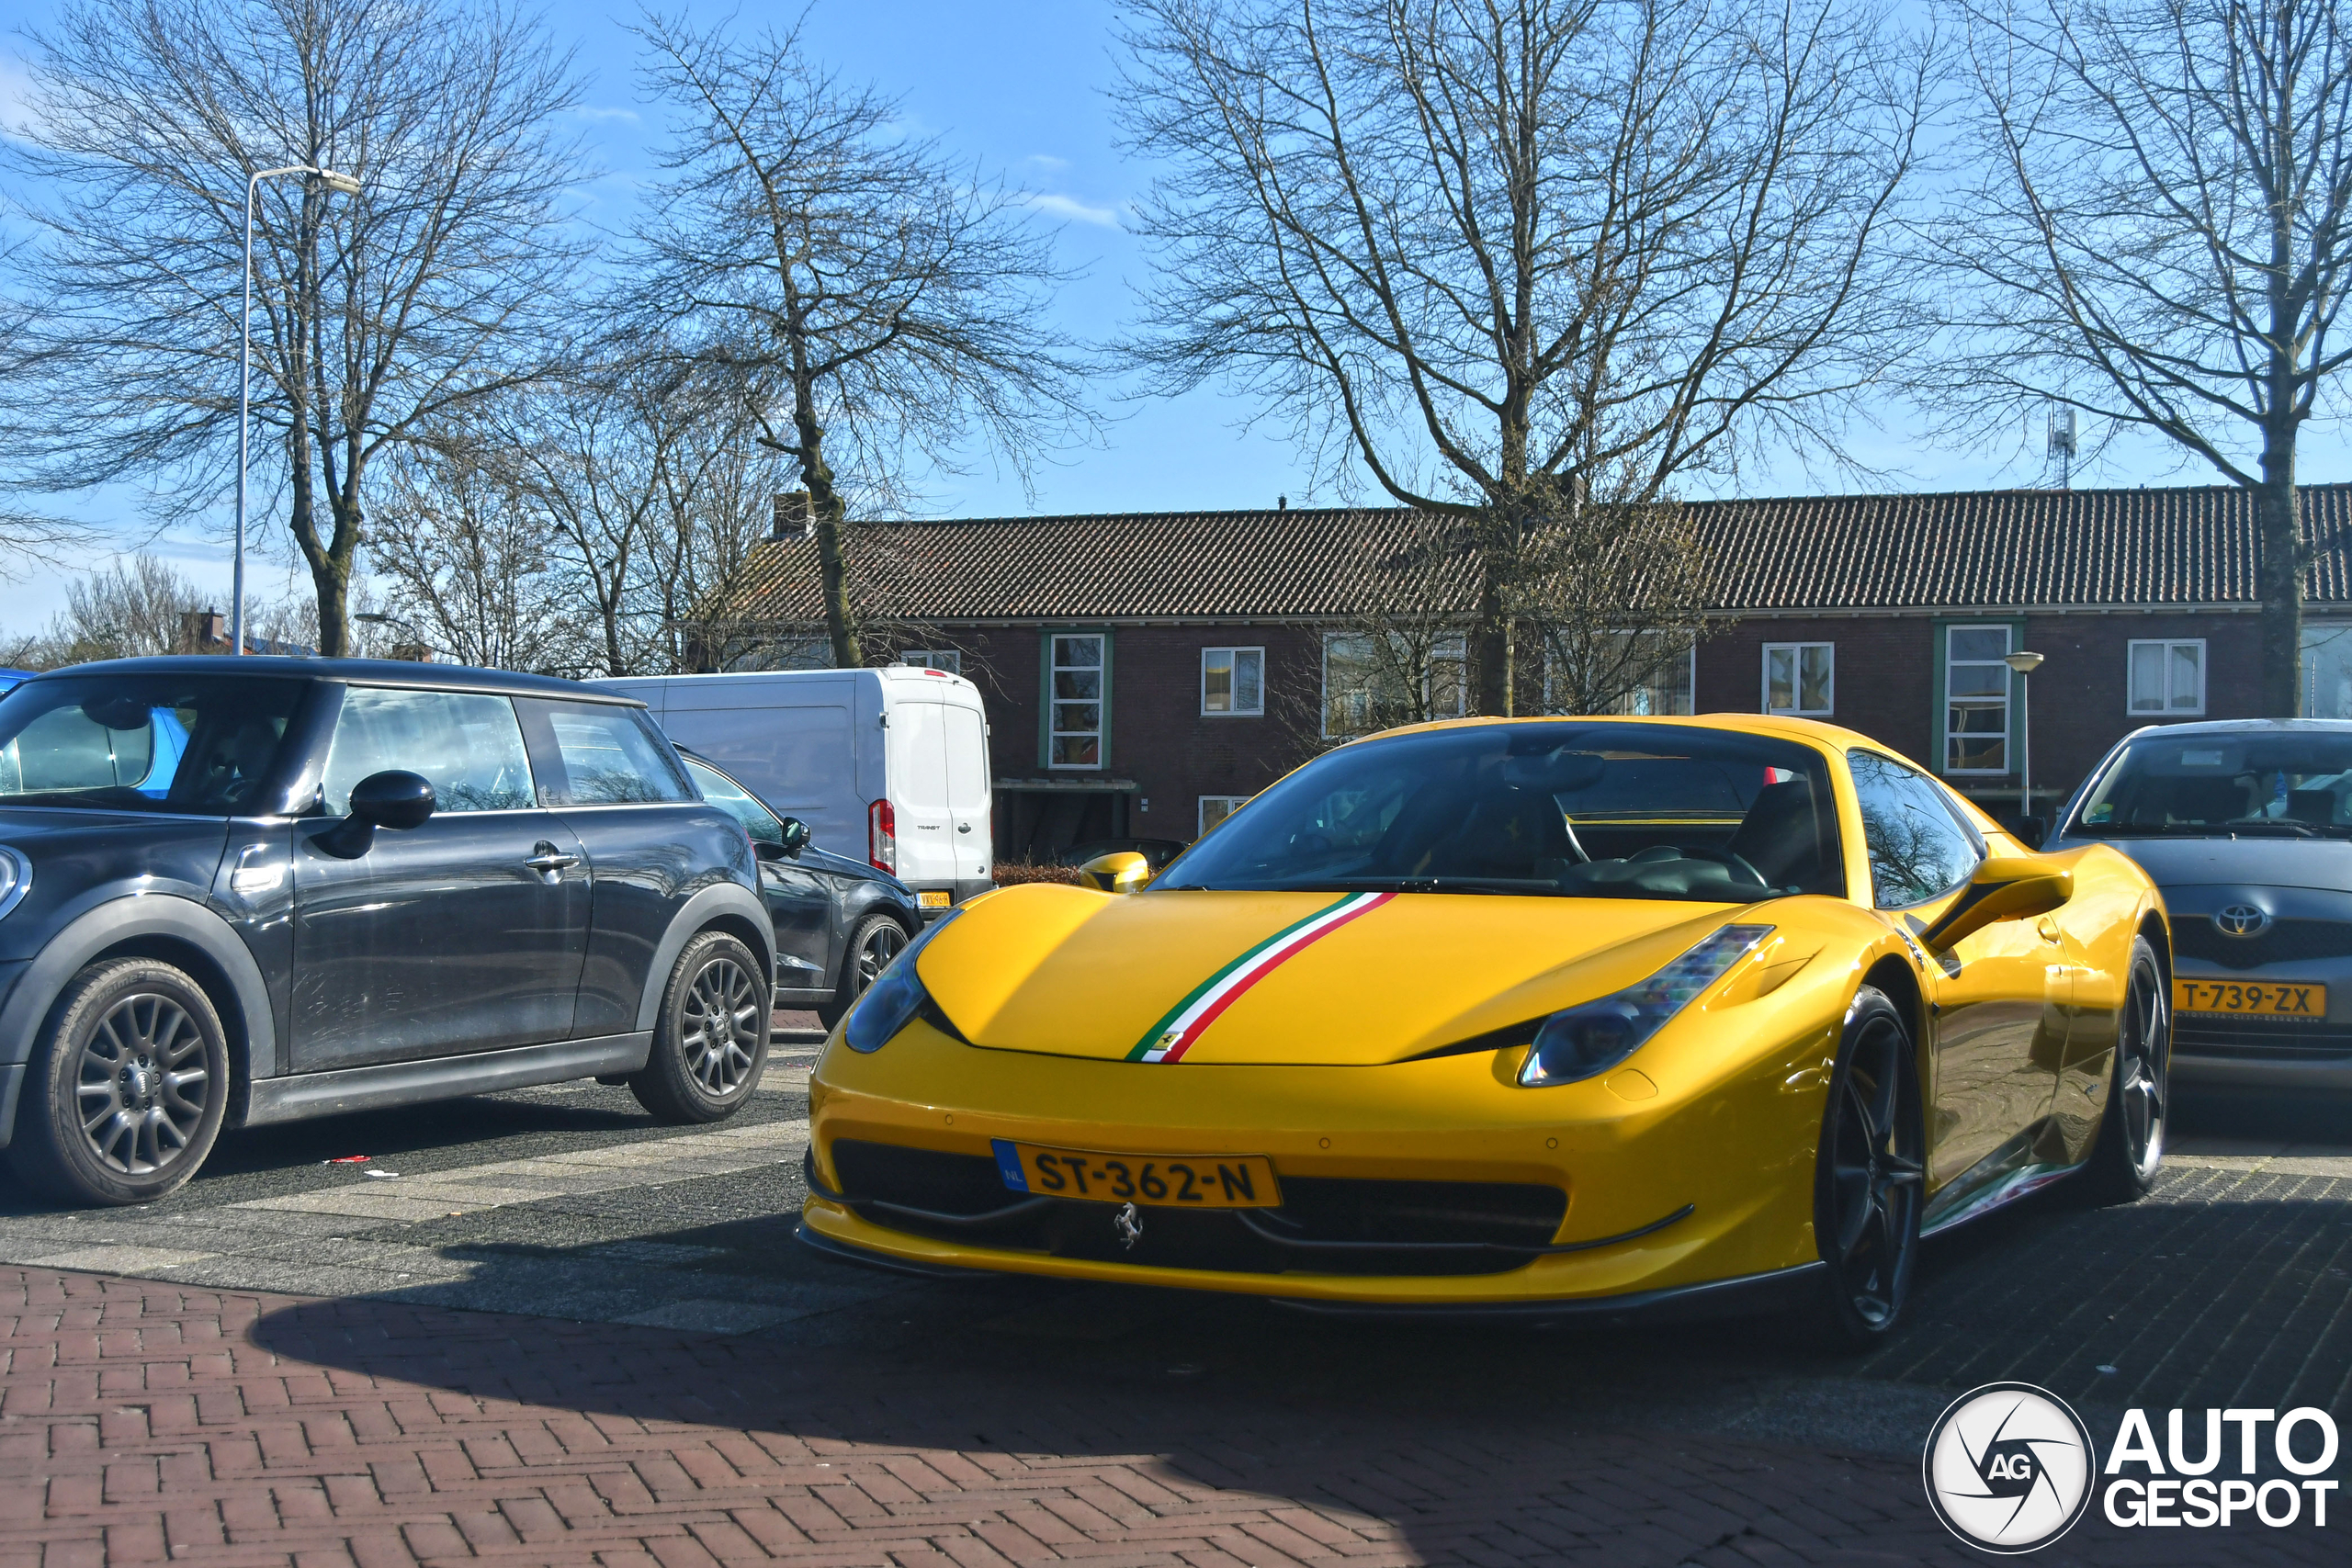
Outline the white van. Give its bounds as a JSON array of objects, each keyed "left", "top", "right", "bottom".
[{"left": 594, "top": 667, "right": 992, "bottom": 912}]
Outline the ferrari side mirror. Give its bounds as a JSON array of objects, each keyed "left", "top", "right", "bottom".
[
  {"left": 1918, "top": 856, "right": 2074, "bottom": 953},
  {"left": 1080, "top": 851, "right": 1151, "bottom": 895}
]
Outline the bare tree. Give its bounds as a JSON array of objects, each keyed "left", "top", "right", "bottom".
[
  {"left": 1932, "top": 0, "right": 2352, "bottom": 715},
  {"left": 1120, "top": 0, "right": 1929, "bottom": 713},
  {"left": 625, "top": 7, "right": 1095, "bottom": 667},
  {"left": 367, "top": 425, "right": 585, "bottom": 671},
  {"left": 1520, "top": 496, "right": 1721, "bottom": 713},
  {"left": 0, "top": 0, "right": 587, "bottom": 656}
]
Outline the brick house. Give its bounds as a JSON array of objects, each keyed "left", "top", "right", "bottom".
[{"left": 716, "top": 482, "right": 2352, "bottom": 863}]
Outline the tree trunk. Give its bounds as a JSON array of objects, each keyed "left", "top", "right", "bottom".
[
  {"left": 1473, "top": 567, "right": 1509, "bottom": 716},
  {"left": 2256, "top": 438, "right": 2301, "bottom": 716},
  {"left": 791, "top": 370, "right": 860, "bottom": 668}
]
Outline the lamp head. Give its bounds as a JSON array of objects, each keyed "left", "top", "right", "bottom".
[
  {"left": 314, "top": 169, "right": 361, "bottom": 197},
  {"left": 2003, "top": 650, "right": 2046, "bottom": 675}
]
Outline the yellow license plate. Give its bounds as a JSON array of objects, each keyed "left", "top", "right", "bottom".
[
  {"left": 993, "top": 1140, "right": 1281, "bottom": 1208},
  {"left": 917, "top": 890, "right": 952, "bottom": 908},
  {"left": 2173, "top": 978, "right": 2326, "bottom": 1018}
]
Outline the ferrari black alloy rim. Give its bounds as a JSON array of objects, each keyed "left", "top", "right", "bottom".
[
  {"left": 77, "top": 992, "right": 209, "bottom": 1176},
  {"left": 856, "top": 923, "right": 907, "bottom": 990},
  {"left": 2118, "top": 957, "right": 2167, "bottom": 1174},
  {"left": 1828, "top": 1016, "right": 1923, "bottom": 1327},
  {"left": 682, "top": 955, "right": 762, "bottom": 1095}
]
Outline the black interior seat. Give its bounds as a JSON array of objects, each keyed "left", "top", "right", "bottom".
[{"left": 1727, "top": 779, "right": 1823, "bottom": 890}]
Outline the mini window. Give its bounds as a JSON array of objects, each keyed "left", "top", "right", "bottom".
[
  {"left": 1762, "top": 643, "right": 1834, "bottom": 716},
  {"left": 1202, "top": 648, "right": 1265, "bottom": 716},
  {"left": 2127, "top": 639, "right": 2204, "bottom": 716}
]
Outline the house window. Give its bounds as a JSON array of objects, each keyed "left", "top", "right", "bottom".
[
  {"left": 1199, "top": 795, "right": 1250, "bottom": 835},
  {"left": 1542, "top": 633, "right": 1695, "bottom": 716},
  {"left": 2127, "top": 639, "right": 2203, "bottom": 715},
  {"left": 1322, "top": 632, "right": 1466, "bottom": 737},
  {"left": 1201, "top": 647, "right": 1265, "bottom": 716},
  {"left": 1944, "top": 625, "right": 2012, "bottom": 774},
  {"left": 1047, "top": 633, "right": 1106, "bottom": 768},
  {"left": 1763, "top": 643, "right": 1834, "bottom": 716},
  {"left": 899, "top": 649, "right": 962, "bottom": 675}
]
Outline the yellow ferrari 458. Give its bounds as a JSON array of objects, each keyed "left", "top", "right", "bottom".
[{"left": 799, "top": 716, "right": 2169, "bottom": 1341}]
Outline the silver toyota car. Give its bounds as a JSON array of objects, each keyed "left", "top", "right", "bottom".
[{"left": 2049, "top": 718, "right": 2352, "bottom": 1090}]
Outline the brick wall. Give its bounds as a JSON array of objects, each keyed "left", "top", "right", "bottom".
[{"left": 907, "top": 609, "right": 2267, "bottom": 857}]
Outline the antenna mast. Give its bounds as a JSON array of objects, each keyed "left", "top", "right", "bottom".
[{"left": 2046, "top": 407, "right": 2077, "bottom": 490}]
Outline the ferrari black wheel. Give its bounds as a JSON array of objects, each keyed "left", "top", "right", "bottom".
[
  {"left": 818, "top": 915, "right": 911, "bottom": 1030},
  {"left": 1811, "top": 985, "right": 1924, "bottom": 1346},
  {"left": 2075, "top": 937, "right": 2168, "bottom": 1205}
]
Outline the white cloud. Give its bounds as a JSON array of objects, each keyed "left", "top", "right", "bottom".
[
  {"left": 1024, "top": 192, "right": 1122, "bottom": 228},
  {"left": 569, "top": 104, "right": 641, "bottom": 124},
  {"left": 1025, "top": 153, "right": 1072, "bottom": 173}
]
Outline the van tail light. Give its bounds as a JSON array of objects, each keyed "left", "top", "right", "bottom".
[{"left": 868, "top": 798, "right": 898, "bottom": 873}]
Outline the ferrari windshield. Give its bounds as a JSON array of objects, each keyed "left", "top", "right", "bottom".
[
  {"left": 1157, "top": 722, "right": 1844, "bottom": 900},
  {"left": 0, "top": 673, "right": 307, "bottom": 816},
  {"left": 2072, "top": 729, "right": 2352, "bottom": 838}
]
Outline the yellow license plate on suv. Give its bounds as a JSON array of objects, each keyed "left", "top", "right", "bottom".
[
  {"left": 917, "top": 890, "right": 952, "bottom": 908},
  {"left": 992, "top": 1140, "right": 1281, "bottom": 1208},
  {"left": 2173, "top": 978, "right": 2326, "bottom": 1018}
]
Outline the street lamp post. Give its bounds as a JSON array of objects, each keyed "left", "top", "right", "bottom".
[
  {"left": 235, "top": 164, "right": 360, "bottom": 657},
  {"left": 2005, "top": 650, "right": 2047, "bottom": 832}
]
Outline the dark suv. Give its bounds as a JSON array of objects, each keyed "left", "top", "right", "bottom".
[{"left": 0, "top": 658, "right": 778, "bottom": 1205}]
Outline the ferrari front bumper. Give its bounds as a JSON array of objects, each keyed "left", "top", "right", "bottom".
[{"left": 799, "top": 1014, "right": 1838, "bottom": 1308}]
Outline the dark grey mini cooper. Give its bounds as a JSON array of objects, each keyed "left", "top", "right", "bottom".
[{"left": 0, "top": 658, "right": 778, "bottom": 1205}]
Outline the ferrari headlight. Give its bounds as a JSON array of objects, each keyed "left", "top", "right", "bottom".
[
  {"left": 1518, "top": 924, "right": 1772, "bottom": 1087},
  {"left": 842, "top": 908, "right": 961, "bottom": 1053}
]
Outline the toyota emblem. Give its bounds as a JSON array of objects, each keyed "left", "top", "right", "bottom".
[{"left": 2216, "top": 904, "right": 2270, "bottom": 937}]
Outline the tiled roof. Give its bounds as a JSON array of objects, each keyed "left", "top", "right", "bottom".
[{"left": 723, "top": 482, "right": 2352, "bottom": 623}]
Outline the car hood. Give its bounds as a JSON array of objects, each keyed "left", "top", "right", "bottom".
[
  {"left": 914, "top": 882, "right": 1773, "bottom": 1066},
  {"left": 2063, "top": 834, "right": 2352, "bottom": 893}
]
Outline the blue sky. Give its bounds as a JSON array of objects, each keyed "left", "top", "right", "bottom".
[{"left": 0, "top": 0, "right": 2343, "bottom": 632}]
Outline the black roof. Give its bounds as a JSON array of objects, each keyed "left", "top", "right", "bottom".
[{"left": 21, "top": 656, "right": 644, "bottom": 705}]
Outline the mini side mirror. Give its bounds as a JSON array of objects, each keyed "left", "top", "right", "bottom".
[
  {"left": 322, "top": 770, "right": 435, "bottom": 857},
  {"left": 1080, "top": 850, "right": 1151, "bottom": 895},
  {"left": 1918, "top": 855, "right": 2073, "bottom": 953},
  {"left": 778, "top": 817, "right": 812, "bottom": 856}
]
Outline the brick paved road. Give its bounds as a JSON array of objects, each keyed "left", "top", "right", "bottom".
[
  {"left": 0, "top": 1039, "right": 2346, "bottom": 1564},
  {"left": 2, "top": 1264, "right": 2336, "bottom": 1568}
]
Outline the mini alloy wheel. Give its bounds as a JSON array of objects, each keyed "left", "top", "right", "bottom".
[
  {"left": 6, "top": 958, "right": 230, "bottom": 1206},
  {"left": 1814, "top": 986, "right": 1925, "bottom": 1343},
  {"left": 631, "top": 931, "right": 770, "bottom": 1123}
]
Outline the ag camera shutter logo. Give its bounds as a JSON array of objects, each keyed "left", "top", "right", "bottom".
[{"left": 1922, "top": 1382, "right": 2096, "bottom": 1552}]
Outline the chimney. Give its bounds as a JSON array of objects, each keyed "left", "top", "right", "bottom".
[
  {"left": 773, "top": 491, "right": 812, "bottom": 540},
  {"left": 179, "top": 609, "right": 228, "bottom": 654}
]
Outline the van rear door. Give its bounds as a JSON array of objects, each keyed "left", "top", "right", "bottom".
[
  {"left": 887, "top": 698, "right": 956, "bottom": 907},
  {"left": 944, "top": 704, "right": 990, "bottom": 892}
]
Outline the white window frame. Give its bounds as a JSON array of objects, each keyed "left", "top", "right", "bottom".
[
  {"left": 899, "top": 649, "right": 963, "bottom": 675},
  {"left": 2126, "top": 638, "right": 2205, "bottom": 716},
  {"left": 1319, "top": 631, "right": 1466, "bottom": 738},
  {"left": 1200, "top": 646, "right": 1265, "bottom": 716},
  {"left": 1761, "top": 642, "right": 1834, "bottom": 716},
  {"left": 1944, "top": 623, "right": 2013, "bottom": 776},
  {"left": 1046, "top": 632, "right": 1106, "bottom": 771},
  {"left": 1199, "top": 795, "right": 1250, "bottom": 836}
]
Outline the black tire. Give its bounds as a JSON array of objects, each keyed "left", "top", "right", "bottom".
[
  {"left": 1809, "top": 985, "right": 1926, "bottom": 1347},
  {"left": 5, "top": 959, "right": 230, "bottom": 1206},
  {"left": 817, "top": 914, "right": 912, "bottom": 1030},
  {"left": 2075, "top": 936, "right": 2168, "bottom": 1206},
  {"left": 629, "top": 931, "right": 770, "bottom": 1124}
]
